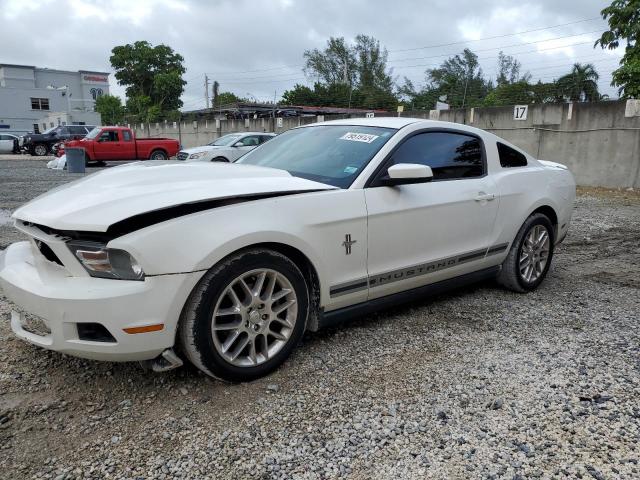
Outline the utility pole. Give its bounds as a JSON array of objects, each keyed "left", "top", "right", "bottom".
[
  {"left": 204, "top": 74, "right": 210, "bottom": 109},
  {"left": 461, "top": 76, "right": 469, "bottom": 109},
  {"left": 272, "top": 90, "right": 277, "bottom": 132}
]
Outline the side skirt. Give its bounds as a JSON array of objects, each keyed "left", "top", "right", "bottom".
[{"left": 318, "top": 266, "right": 501, "bottom": 329}]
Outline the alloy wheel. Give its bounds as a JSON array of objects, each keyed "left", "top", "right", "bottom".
[
  {"left": 519, "top": 224, "right": 550, "bottom": 283},
  {"left": 211, "top": 269, "right": 298, "bottom": 367}
]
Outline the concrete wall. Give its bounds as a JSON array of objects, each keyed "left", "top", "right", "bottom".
[
  {"left": 435, "top": 100, "right": 640, "bottom": 189},
  {"left": 132, "top": 100, "right": 640, "bottom": 188}
]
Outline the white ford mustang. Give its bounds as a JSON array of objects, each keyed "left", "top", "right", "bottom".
[{"left": 0, "top": 118, "right": 575, "bottom": 381}]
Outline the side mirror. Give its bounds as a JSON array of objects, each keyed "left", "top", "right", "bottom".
[{"left": 380, "top": 163, "right": 433, "bottom": 186}]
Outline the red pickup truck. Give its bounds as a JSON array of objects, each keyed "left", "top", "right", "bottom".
[{"left": 61, "top": 126, "right": 180, "bottom": 162}]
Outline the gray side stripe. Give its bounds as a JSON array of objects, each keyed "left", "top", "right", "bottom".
[
  {"left": 330, "top": 279, "right": 369, "bottom": 297},
  {"left": 486, "top": 243, "right": 509, "bottom": 255},
  {"left": 329, "top": 243, "right": 510, "bottom": 298}
]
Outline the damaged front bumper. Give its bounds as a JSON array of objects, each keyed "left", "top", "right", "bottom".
[{"left": 0, "top": 241, "right": 204, "bottom": 362}]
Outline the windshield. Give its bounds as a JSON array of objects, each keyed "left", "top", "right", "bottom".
[
  {"left": 236, "top": 125, "right": 396, "bottom": 188},
  {"left": 208, "top": 134, "right": 242, "bottom": 147},
  {"left": 42, "top": 126, "right": 58, "bottom": 135},
  {"left": 85, "top": 127, "right": 101, "bottom": 140}
]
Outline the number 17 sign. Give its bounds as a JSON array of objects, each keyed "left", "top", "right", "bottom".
[{"left": 514, "top": 105, "right": 528, "bottom": 121}]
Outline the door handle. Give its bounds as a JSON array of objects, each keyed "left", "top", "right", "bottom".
[{"left": 475, "top": 193, "right": 495, "bottom": 202}]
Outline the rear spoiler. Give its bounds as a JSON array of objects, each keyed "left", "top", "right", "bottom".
[{"left": 538, "top": 160, "right": 568, "bottom": 170}]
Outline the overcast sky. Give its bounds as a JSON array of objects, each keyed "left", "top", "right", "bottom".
[{"left": 1, "top": 0, "right": 623, "bottom": 109}]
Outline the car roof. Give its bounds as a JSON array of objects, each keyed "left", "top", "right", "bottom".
[
  {"left": 234, "top": 132, "right": 276, "bottom": 136},
  {"left": 309, "top": 117, "right": 496, "bottom": 137}
]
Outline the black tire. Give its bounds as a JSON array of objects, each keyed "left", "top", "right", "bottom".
[
  {"left": 211, "top": 156, "right": 229, "bottom": 162},
  {"left": 178, "top": 248, "right": 309, "bottom": 382},
  {"left": 497, "top": 213, "right": 555, "bottom": 293},
  {"left": 33, "top": 143, "right": 48, "bottom": 156},
  {"left": 149, "top": 150, "right": 168, "bottom": 160}
]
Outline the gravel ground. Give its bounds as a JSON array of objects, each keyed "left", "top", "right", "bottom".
[{"left": 0, "top": 155, "right": 639, "bottom": 480}]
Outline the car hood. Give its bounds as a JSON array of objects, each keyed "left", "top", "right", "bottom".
[{"left": 13, "top": 161, "right": 336, "bottom": 232}]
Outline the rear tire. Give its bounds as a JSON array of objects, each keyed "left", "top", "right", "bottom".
[
  {"left": 497, "top": 213, "right": 554, "bottom": 293},
  {"left": 150, "top": 150, "right": 168, "bottom": 160},
  {"left": 178, "top": 248, "right": 309, "bottom": 382}
]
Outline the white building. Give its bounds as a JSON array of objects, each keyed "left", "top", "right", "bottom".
[{"left": 0, "top": 64, "right": 110, "bottom": 134}]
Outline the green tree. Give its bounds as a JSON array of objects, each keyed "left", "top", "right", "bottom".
[
  {"left": 496, "top": 51, "right": 531, "bottom": 86},
  {"left": 282, "top": 84, "right": 320, "bottom": 105},
  {"left": 556, "top": 63, "right": 600, "bottom": 101},
  {"left": 301, "top": 35, "right": 397, "bottom": 109},
  {"left": 94, "top": 94, "right": 124, "bottom": 125},
  {"left": 595, "top": 0, "right": 640, "bottom": 98},
  {"left": 425, "top": 49, "right": 491, "bottom": 108},
  {"left": 215, "top": 91, "right": 245, "bottom": 106},
  {"left": 110, "top": 41, "right": 186, "bottom": 120},
  {"left": 304, "top": 37, "right": 357, "bottom": 85},
  {"left": 212, "top": 80, "right": 220, "bottom": 105},
  {"left": 483, "top": 81, "right": 535, "bottom": 106},
  {"left": 531, "top": 81, "right": 564, "bottom": 103}
]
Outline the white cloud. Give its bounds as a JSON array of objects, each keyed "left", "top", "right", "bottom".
[{"left": 0, "top": 0, "right": 621, "bottom": 105}]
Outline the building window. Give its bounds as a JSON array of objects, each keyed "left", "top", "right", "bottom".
[
  {"left": 30, "top": 98, "right": 50, "bottom": 110},
  {"left": 90, "top": 88, "right": 104, "bottom": 100},
  {"left": 41, "top": 123, "right": 46, "bottom": 131}
]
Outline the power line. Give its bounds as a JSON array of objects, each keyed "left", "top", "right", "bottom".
[
  {"left": 194, "top": 33, "right": 604, "bottom": 87},
  {"left": 388, "top": 30, "right": 603, "bottom": 65},
  {"left": 203, "top": 18, "right": 603, "bottom": 79},
  {"left": 388, "top": 17, "right": 601, "bottom": 54}
]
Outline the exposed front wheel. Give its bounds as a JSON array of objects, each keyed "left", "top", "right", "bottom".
[
  {"left": 497, "top": 213, "right": 554, "bottom": 292},
  {"left": 150, "top": 150, "right": 168, "bottom": 160},
  {"left": 33, "top": 144, "right": 48, "bottom": 156},
  {"left": 179, "top": 249, "right": 309, "bottom": 382}
]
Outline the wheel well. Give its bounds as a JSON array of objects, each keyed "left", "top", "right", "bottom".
[
  {"left": 234, "top": 242, "right": 322, "bottom": 331},
  {"left": 150, "top": 148, "right": 168, "bottom": 158},
  {"left": 211, "top": 156, "right": 229, "bottom": 162},
  {"left": 532, "top": 205, "right": 558, "bottom": 236}
]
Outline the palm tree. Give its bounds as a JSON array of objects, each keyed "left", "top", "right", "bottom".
[{"left": 556, "top": 63, "right": 600, "bottom": 102}]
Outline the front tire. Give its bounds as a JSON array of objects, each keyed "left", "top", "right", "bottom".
[
  {"left": 211, "top": 156, "right": 229, "bottom": 162},
  {"left": 179, "top": 248, "right": 309, "bottom": 382},
  {"left": 497, "top": 213, "right": 554, "bottom": 293}
]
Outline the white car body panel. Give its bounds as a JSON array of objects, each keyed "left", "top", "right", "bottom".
[
  {"left": 177, "top": 132, "right": 275, "bottom": 162},
  {"left": 13, "top": 161, "right": 335, "bottom": 231},
  {"left": 0, "top": 118, "right": 576, "bottom": 363},
  {"left": 0, "top": 134, "right": 17, "bottom": 153}
]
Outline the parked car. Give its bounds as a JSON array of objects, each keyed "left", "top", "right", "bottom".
[
  {"left": 0, "top": 133, "right": 19, "bottom": 154},
  {"left": 21, "top": 125, "right": 96, "bottom": 156},
  {"left": 61, "top": 126, "right": 180, "bottom": 162},
  {"left": 0, "top": 118, "right": 575, "bottom": 382},
  {"left": 177, "top": 132, "right": 276, "bottom": 162}
]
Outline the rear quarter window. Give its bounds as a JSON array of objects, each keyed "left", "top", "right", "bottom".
[{"left": 497, "top": 142, "right": 528, "bottom": 168}]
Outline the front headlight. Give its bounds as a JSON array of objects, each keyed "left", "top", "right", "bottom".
[
  {"left": 67, "top": 241, "right": 145, "bottom": 280},
  {"left": 188, "top": 151, "right": 207, "bottom": 159}
]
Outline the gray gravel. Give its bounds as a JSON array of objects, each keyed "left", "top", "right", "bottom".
[{"left": 1, "top": 155, "right": 639, "bottom": 479}]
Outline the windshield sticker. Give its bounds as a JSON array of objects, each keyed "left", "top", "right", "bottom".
[
  {"left": 343, "top": 166, "right": 358, "bottom": 174},
  {"left": 340, "top": 132, "right": 380, "bottom": 143}
]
